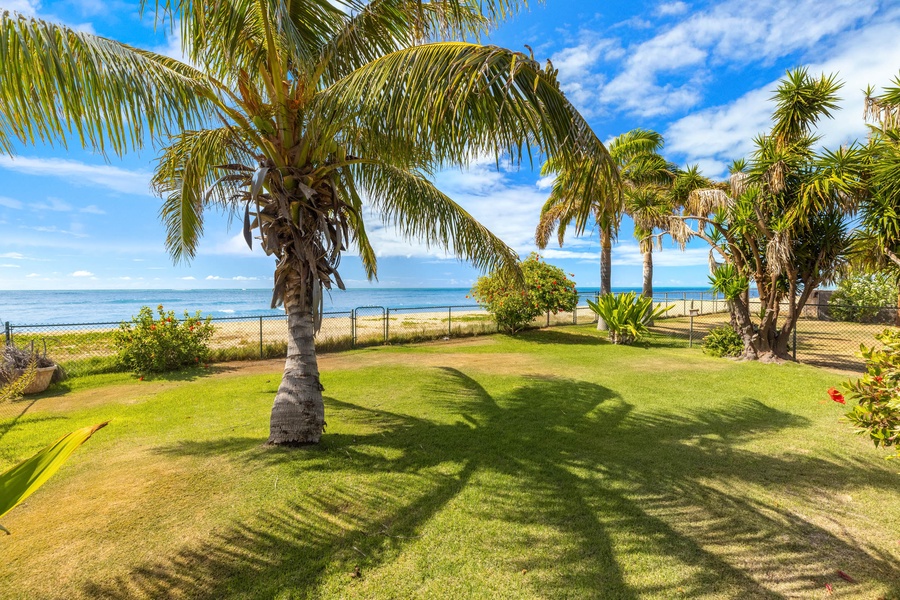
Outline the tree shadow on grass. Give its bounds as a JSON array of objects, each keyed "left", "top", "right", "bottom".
[
  {"left": 514, "top": 328, "right": 608, "bottom": 346},
  {"left": 90, "top": 368, "right": 899, "bottom": 599}
]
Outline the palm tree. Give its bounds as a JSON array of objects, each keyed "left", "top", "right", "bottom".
[
  {"left": 0, "top": 1, "right": 616, "bottom": 444},
  {"left": 536, "top": 129, "right": 674, "bottom": 327}
]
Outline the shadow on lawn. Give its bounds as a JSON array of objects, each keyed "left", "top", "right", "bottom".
[{"left": 88, "top": 369, "right": 900, "bottom": 599}]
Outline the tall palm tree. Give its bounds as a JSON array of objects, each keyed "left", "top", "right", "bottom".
[
  {"left": 0, "top": 1, "right": 615, "bottom": 444},
  {"left": 536, "top": 129, "right": 673, "bottom": 327}
]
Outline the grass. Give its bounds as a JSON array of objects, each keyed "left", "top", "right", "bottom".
[{"left": 0, "top": 327, "right": 898, "bottom": 599}]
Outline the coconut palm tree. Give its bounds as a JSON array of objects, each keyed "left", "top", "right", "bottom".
[
  {"left": 536, "top": 128, "right": 670, "bottom": 327},
  {"left": 0, "top": 1, "right": 615, "bottom": 444}
]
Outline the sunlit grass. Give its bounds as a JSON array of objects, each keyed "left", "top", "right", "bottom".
[{"left": 0, "top": 326, "right": 897, "bottom": 599}]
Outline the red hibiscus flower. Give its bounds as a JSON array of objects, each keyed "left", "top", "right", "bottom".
[{"left": 827, "top": 387, "right": 845, "bottom": 404}]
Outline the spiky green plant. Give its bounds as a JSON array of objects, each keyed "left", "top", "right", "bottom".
[
  {"left": 0, "top": 1, "right": 617, "bottom": 444},
  {"left": 586, "top": 292, "right": 672, "bottom": 345}
]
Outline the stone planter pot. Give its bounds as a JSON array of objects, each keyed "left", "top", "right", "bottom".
[{"left": 15, "top": 365, "right": 57, "bottom": 395}]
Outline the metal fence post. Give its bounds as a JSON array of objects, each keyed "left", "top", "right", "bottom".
[
  {"left": 3, "top": 322, "right": 9, "bottom": 346},
  {"left": 259, "top": 316, "right": 263, "bottom": 359},
  {"left": 448, "top": 307, "right": 452, "bottom": 337},
  {"left": 351, "top": 309, "right": 356, "bottom": 348},
  {"left": 386, "top": 308, "right": 390, "bottom": 342},
  {"left": 793, "top": 322, "right": 797, "bottom": 362},
  {"left": 689, "top": 312, "right": 694, "bottom": 348}
]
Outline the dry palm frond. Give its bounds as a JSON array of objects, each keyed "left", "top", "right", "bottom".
[
  {"left": 764, "top": 160, "right": 787, "bottom": 194},
  {"left": 0, "top": 358, "right": 35, "bottom": 403},
  {"left": 729, "top": 171, "right": 749, "bottom": 198},
  {"left": 667, "top": 217, "right": 695, "bottom": 248},
  {"left": 708, "top": 249, "right": 724, "bottom": 275},
  {"left": 687, "top": 188, "right": 731, "bottom": 215},
  {"left": 765, "top": 229, "right": 793, "bottom": 277}
]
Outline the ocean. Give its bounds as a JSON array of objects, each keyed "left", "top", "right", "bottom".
[{"left": 0, "top": 287, "right": 715, "bottom": 325}]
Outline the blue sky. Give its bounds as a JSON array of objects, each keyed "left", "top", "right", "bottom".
[{"left": 1, "top": 0, "right": 899, "bottom": 291}]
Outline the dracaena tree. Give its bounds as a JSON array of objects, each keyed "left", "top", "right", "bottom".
[
  {"left": 669, "top": 69, "right": 866, "bottom": 362},
  {"left": 850, "top": 75, "right": 900, "bottom": 311},
  {"left": 0, "top": 1, "right": 616, "bottom": 444}
]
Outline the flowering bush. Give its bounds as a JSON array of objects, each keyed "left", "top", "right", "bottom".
[
  {"left": 830, "top": 328, "right": 900, "bottom": 458},
  {"left": 830, "top": 273, "right": 896, "bottom": 322},
  {"left": 114, "top": 305, "right": 215, "bottom": 375},
  {"left": 471, "top": 254, "right": 578, "bottom": 334}
]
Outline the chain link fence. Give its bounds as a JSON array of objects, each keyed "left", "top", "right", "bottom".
[{"left": 1, "top": 295, "right": 894, "bottom": 389}]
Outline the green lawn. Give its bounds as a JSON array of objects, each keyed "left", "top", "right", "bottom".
[{"left": 0, "top": 327, "right": 897, "bottom": 599}]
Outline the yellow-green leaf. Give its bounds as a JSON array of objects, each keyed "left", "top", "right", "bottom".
[{"left": 0, "top": 422, "right": 108, "bottom": 530}]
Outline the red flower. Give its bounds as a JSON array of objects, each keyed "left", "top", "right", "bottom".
[
  {"left": 874, "top": 376, "right": 883, "bottom": 383},
  {"left": 827, "top": 387, "right": 845, "bottom": 404},
  {"left": 150, "top": 325, "right": 156, "bottom": 330},
  {"left": 139, "top": 376, "right": 144, "bottom": 381}
]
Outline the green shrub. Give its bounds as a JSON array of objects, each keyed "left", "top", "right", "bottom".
[
  {"left": 471, "top": 253, "right": 578, "bottom": 334},
  {"left": 114, "top": 305, "right": 214, "bottom": 375},
  {"left": 702, "top": 325, "right": 743, "bottom": 357},
  {"left": 831, "top": 328, "right": 900, "bottom": 458},
  {"left": 587, "top": 292, "right": 672, "bottom": 345},
  {"left": 830, "top": 273, "right": 896, "bottom": 322}
]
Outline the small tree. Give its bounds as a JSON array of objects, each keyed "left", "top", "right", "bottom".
[
  {"left": 472, "top": 254, "right": 578, "bottom": 334},
  {"left": 670, "top": 69, "right": 865, "bottom": 362}
]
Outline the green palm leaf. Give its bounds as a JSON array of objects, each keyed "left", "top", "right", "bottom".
[{"left": 0, "top": 422, "right": 107, "bottom": 533}]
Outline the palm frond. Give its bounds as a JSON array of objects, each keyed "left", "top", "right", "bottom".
[
  {"left": 153, "top": 128, "right": 255, "bottom": 262},
  {"left": 355, "top": 161, "right": 520, "bottom": 278},
  {"left": 0, "top": 12, "right": 214, "bottom": 156},
  {"left": 317, "top": 42, "right": 615, "bottom": 181}
]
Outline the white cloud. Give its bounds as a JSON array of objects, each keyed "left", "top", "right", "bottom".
[
  {"left": 0, "top": 196, "right": 23, "bottom": 210},
  {"left": 656, "top": 1, "right": 689, "bottom": 16},
  {"left": 612, "top": 243, "right": 710, "bottom": 267},
  {"left": 181, "top": 276, "right": 196, "bottom": 280},
  {"left": 26, "top": 273, "right": 40, "bottom": 278},
  {"left": 232, "top": 275, "right": 258, "bottom": 281},
  {"left": 29, "top": 225, "right": 89, "bottom": 238},
  {"left": 80, "top": 204, "right": 106, "bottom": 215},
  {"left": 565, "top": 0, "right": 879, "bottom": 117},
  {"left": 666, "top": 17, "right": 900, "bottom": 170},
  {"left": 0, "top": 252, "right": 25, "bottom": 259},
  {"left": 0, "top": 156, "right": 152, "bottom": 196},
  {"left": 33, "top": 197, "right": 72, "bottom": 212},
  {"left": 71, "top": 270, "right": 94, "bottom": 277},
  {"left": 6, "top": 0, "right": 39, "bottom": 15},
  {"left": 0, "top": 264, "right": 21, "bottom": 268},
  {"left": 205, "top": 275, "right": 223, "bottom": 280}
]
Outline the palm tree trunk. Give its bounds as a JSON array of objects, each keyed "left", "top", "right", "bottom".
[
  {"left": 642, "top": 250, "right": 654, "bottom": 326},
  {"left": 268, "top": 286, "right": 325, "bottom": 445},
  {"left": 598, "top": 224, "right": 612, "bottom": 331},
  {"left": 641, "top": 250, "right": 653, "bottom": 298}
]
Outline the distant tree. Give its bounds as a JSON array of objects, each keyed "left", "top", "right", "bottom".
[
  {"left": 471, "top": 254, "right": 578, "bottom": 334},
  {"left": 670, "top": 69, "right": 866, "bottom": 362},
  {"left": 0, "top": 1, "right": 616, "bottom": 444}
]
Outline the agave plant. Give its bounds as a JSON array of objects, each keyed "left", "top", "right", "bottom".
[{"left": 587, "top": 292, "right": 672, "bottom": 345}]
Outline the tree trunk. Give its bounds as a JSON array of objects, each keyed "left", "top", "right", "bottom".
[
  {"left": 597, "top": 224, "right": 612, "bottom": 331},
  {"left": 268, "top": 290, "right": 325, "bottom": 445},
  {"left": 642, "top": 250, "right": 654, "bottom": 326}
]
